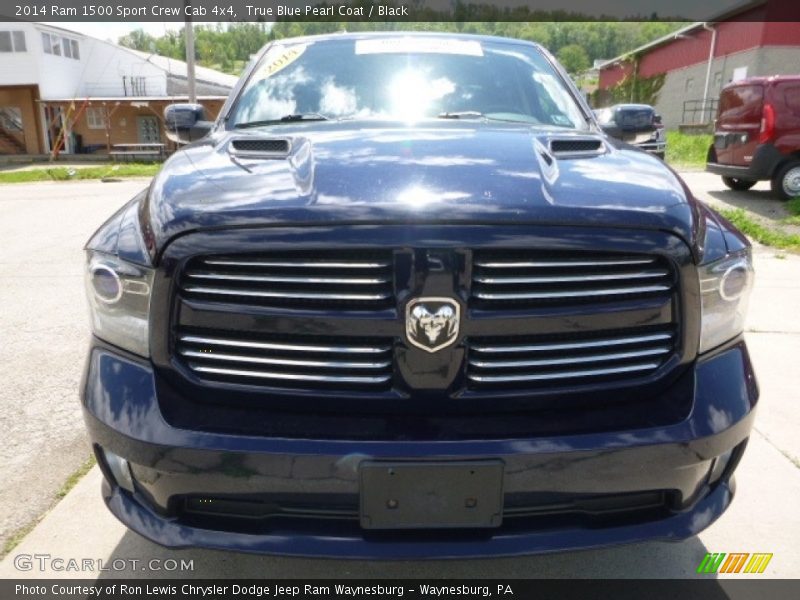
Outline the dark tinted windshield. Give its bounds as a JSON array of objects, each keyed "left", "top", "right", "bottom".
[
  {"left": 616, "top": 108, "right": 654, "bottom": 130},
  {"left": 231, "top": 37, "right": 587, "bottom": 129}
]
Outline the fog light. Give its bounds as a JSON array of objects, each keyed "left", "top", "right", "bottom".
[{"left": 103, "top": 448, "right": 135, "bottom": 492}]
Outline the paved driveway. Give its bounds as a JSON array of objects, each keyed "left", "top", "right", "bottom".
[
  {"left": 0, "top": 179, "right": 146, "bottom": 552},
  {"left": 0, "top": 174, "right": 798, "bottom": 578}
]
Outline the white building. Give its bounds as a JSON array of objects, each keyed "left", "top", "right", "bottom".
[{"left": 0, "top": 23, "right": 237, "bottom": 155}]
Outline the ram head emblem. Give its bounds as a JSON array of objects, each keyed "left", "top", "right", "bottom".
[{"left": 405, "top": 297, "right": 461, "bottom": 353}]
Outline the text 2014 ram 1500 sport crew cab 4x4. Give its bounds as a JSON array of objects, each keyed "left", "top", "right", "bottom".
[{"left": 82, "top": 33, "right": 758, "bottom": 558}]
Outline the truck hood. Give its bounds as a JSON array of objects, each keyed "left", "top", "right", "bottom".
[{"left": 144, "top": 121, "right": 697, "bottom": 256}]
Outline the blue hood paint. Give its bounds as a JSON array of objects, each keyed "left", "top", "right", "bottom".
[{"left": 144, "top": 121, "right": 697, "bottom": 257}]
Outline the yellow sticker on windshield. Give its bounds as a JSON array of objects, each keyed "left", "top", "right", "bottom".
[{"left": 255, "top": 44, "right": 307, "bottom": 79}]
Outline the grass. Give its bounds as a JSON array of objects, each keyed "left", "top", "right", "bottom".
[
  {"left": 782, "top": 197, "right": 800, "bottom": 225},
  {"left": 2, "top": 521, "right": 39, "bottom": 558},
  {"left": 1, "top": 455, "right": 96, "bottom": 558},
  {"left": 665, "top": 131, "right": 712, "bottom": 168},
  {"left": 56, "top": 455, "right": 96, "bottom": 499},
  {"left": 0, "top": 163, "right": 161, "bottom": 184},
  {"left": 718, "top": 207, "right": 800, "bottom": 251}
]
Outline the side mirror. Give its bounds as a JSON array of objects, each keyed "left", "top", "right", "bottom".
[{"left": 164, "top": 103, "right": 213, "bottom": 144}]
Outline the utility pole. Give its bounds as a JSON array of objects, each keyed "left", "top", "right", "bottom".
[{"left": 184, "top": 0, "right": 196, "bottom": 103}]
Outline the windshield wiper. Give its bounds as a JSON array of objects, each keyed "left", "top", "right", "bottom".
[
  {"left": 279, "top": 112, "right": 330, "bottom": 122},
  {"left": 235, "top": 113, "right": 330, "bottom": 128},
  {"left": 437, "top": 111, "right": 485, "bottom": 120}
]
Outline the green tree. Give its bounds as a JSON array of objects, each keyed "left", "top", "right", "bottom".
[
  {"left": 557, "top": 44, "right": 590, "bottom": 74},
  {"left": 118, "top": 20, "right": 686, "bottom": 78}
]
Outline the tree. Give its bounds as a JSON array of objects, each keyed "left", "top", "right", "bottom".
[
  {"left": 117, "top": 21, "right": 686, "bottom": 78},
  {"left": 118, "top": 29, "right": 156, "bottom": 52},
  {"left": 557, "top": 44, "right": 590, "bottom": 75}
]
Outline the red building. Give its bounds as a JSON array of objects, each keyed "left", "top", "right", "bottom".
[{"left": 596, "top": 0, "right": 800, "bottom": 130}]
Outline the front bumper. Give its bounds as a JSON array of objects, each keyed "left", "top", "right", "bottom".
[
  {"left": 82, "top": 340, "right": 758, "bottom": 559},
  {"left": 636, "top": 141, "right": 666, "bottom": 156}
]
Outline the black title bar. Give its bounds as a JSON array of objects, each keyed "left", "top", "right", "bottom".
[
  {"left": 3, "top": 0, "right": 800, "bottom": 23},
  {"left": 3, "top": 579, "right": 800, "bottom": 600}
]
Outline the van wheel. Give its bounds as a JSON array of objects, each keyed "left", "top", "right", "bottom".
[
  {"left": 771, "top": 161, "right": 800, "bottom": 200},
  {"left": 722, "top": 176, "right": 756, "bottom": 191}
]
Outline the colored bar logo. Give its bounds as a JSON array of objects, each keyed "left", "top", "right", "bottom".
[{"left": 697, "top": 553, "right": 773, "bottom": 574}]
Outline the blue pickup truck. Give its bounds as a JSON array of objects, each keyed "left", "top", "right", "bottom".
[{"left": 81, "top": 32, "right": 757, "bottom": 558}]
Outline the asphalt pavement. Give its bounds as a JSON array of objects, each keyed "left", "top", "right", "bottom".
[{"left": 0, "top": 174, "right": 798, "bottom": 579}]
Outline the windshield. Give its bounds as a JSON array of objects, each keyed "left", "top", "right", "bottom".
[{"left": 230, "top": 37, "right": 587, "bottom": 129}]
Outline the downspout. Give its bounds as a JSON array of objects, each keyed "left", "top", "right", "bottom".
[{"left": 702, "top": 23, "right": 718, "bottom": 125}]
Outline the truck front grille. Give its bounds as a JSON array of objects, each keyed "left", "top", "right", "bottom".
[
  {"left": 471, "top": 250, "right": 674, "bottom": 308},
  {"left": 170, "top": 242, "right": 681, "bottom": 400},
  {"left": 467, "top": 327, "right": 676, "bottom": 390},
  {"left": 179, "top": 250, "right": 394, "bottom": 310},
  {"left": 176, "top": 329, "right": 394, "bottom": 392}
]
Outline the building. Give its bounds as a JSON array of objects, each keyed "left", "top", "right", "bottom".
[
  {"left": 595, "top": 0, "right": 800, "bottom": 130},
  {"left": 0, "top": 23, "right": 237, "bottom": 156}
]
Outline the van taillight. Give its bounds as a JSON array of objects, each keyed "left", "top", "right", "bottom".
[{"left": 759, "top": 103, "right": 775, "bottom": 144}]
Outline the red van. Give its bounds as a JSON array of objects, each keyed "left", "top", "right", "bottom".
[{"left": 706, "top": 75, "right": 800, "bottom": 199}]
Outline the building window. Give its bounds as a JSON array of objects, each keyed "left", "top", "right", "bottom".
[
  {"left": 0, "top": 31, "right": 26, "bottom": 52},
  {"left": 732, "top": 66, "right": 748, "bottom": 82},
  {"left": 685, "top": 78, "right": 694, "bottom": 93},
  {"left": 713, "top": 71, "right": 722, "bottom": 90},
  {"left": 86, "top": 107, "right": 106, "bottom": 130},
  {"left": 41, "top": 32, "right": 79, "bottom": 60},
  {"left": 0, "top": 107, "right": 23, "bottom": 131}
]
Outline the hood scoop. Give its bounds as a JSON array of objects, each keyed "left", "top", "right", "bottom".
[
  {"left": 229, "top": 137, "right": 292, "bottom": 158},
  {"left": 548, "top": 137, "right": 606, "bottom": 158}
]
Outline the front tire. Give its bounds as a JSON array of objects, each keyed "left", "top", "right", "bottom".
[
  {"left": 771, "top": 161, "right": 800, "bottom": 200},
  {"left": 722, "top": 176, "right": 757, "bottom": 191}
]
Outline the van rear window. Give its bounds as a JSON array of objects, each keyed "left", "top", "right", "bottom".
[
  {"left": 719, "top": 85, "right": 763, "bottom": 123},
  {"left": 781, "top": 84, "right": 800, "bottom": 117}
]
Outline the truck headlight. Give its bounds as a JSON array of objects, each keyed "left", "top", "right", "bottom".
[
  {"left": 698, "top": 249, "right": 754, "bottom": 354},
  {"left": 85, "top": 251, "right": 154, "bottom": 357}
]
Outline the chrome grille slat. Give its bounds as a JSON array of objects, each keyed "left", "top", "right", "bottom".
[
  {"left": 189, "top": 364, "right": 391, "bottom": 384},
  {"left": 471, "top": 332, "right": 673, "bottom": 354},
  {"left": 186, "top": 272, "right": 389, "bottom": 285},
  {"left": 179, "top": 349, "right": 391, "bottom": 370},
  {"left": 179, "top": 334, "right": 390, "bottom": 354},
  {"left": 183, "top": 285, "right": 390, "bottom": 301},
  {"left": 203, "top": 259, "right": 390, "bottom": 269},
  {"left": 469, "top": 346, "right": 671, "bottom": 369},
  {"left": 474, "top": 270, "right": 668, "bottom": 284},
  {"left": 474, "top": 258, "right": 655, "bottom": 268},
  {"left": 473, "top": 284, "right": 671, "bottom": 300},
  {"left": 468, "top": 362, "right": 662, "bottom": 383}
]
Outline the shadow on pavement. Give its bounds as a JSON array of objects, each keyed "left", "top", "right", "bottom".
[
  {"left": 706, "top": 189, "right": 790, "bottom": 223},
  {"left": 97, "top": 529, "right": 715, "bottom": 579}
]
